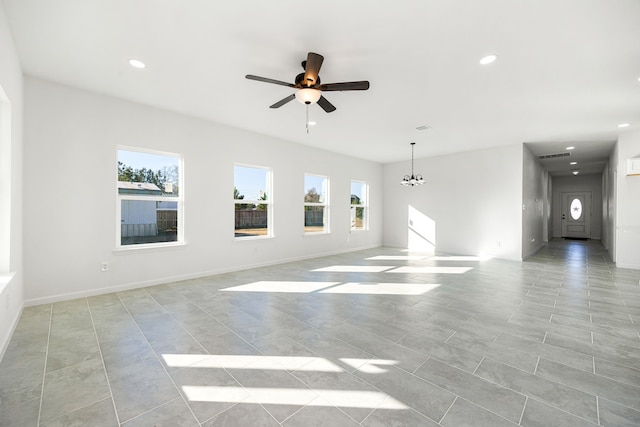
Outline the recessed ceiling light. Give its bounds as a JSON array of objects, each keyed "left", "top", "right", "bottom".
[
  {"left": 618, "top": 123, "right": 630, "bottom": 128},
  {"left": 570, "top": 161, "right": 577, "bottom": 165},
  {"left": 479, "top": 54, "right": 498, "bottom": 65},
  {"left": 566, "top": 146, "right": 575, "bottom": 150},
  {"left": 307, "top": 121, "right": 316, "bottom": 126},
  {"left": 128, "top": 59, "right": 146, "bottom": 69},
  {"left": 572, "top": 171, "right": 579, "bottom": 175}
]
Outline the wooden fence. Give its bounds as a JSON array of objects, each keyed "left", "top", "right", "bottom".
[
  {"left": 234, "top": 210, "right": 325, "bottom": 228},
  {"left": 235, "top": 210, "right": 267, "bottom": 229},
  {"left": 157, "top": 210, "right": 178, "bottom": 232}
]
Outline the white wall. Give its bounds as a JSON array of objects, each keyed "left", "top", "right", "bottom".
[
  {"left": 601, "top": 159, "right": 615, "bottom": 256},
  {"left": 615, "top": 131, "right": 640, "bottom": 269},
  {"left": 0, "top": 2, "right": 24, "bottom": 358},
  {"left": 551, "top": 174, "right": 603, "bottom": 240},
  {"left": 23, "top": 77, "right": 383, "bottom": 304},
  {"left": 522, "top": 144, "right": 547, "bottom": 258},
  {"left": 382, "top": 144, "right": 523, "bottom": 261}
]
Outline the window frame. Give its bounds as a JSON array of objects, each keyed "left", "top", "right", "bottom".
[
  {"left": 350, "top": 180, "right": 369, "bottom": 231},
  {"left": 0, "top": 86, "right": 11, "bottom": 272},
  {"left": 116, "top": 146, "right": 184, "bottom": 250},
  {"left": 234, "top": 163, "right": 273, "bottom": 240},
  {"left": 304, "top": 173, "right": 330, "bottom": 235}
]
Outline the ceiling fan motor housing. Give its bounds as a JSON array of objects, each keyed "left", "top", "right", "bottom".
[{"left": 295, "top": 72, "right": 320, "bottom": 88}]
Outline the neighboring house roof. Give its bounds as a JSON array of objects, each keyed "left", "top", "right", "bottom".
[
  {"left": 118, "top": 181, "right": 162, "bottom": 195},
  {"left": 118, "top": 181, "right": 161, "bottom": 191}
]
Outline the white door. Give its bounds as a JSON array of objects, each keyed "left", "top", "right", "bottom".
[{"left": 561, "top": 192, "right": 591, "bottom": 238}]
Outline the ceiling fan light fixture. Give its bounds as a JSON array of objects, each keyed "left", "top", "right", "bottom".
[
  {"left": 295, "top": 88, "right": 321, "bottom": 105},
  {"left": 246, "top": 52, "right": 368, "bottom": 113}
]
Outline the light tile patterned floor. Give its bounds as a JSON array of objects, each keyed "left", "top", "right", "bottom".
[{"left": 1, "top": 240, "right": 640, "bottom": 426}]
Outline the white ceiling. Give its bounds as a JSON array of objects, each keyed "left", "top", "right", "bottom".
[{"left": 4, "top": 0, "right": 640, "bottom": 172}]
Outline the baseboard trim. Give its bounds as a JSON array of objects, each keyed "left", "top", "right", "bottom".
[
  {"left": 24, "top": 244, "right": 382, "bottom": 306},
  {"left": 0, "top": 303, "right": 24, "bottom": 363},
  {"left": 523, "top": 242, "right": 545, "bottom": 260},
  {"left": 615, "top": 262, "right": 640, "bottom": 271}
]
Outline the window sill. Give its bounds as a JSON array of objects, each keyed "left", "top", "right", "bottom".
[
  {"left": 304, "top": 231, "right": 330, "bottom": 237},
  {"left": 0, "top": 272, "right": 15, "bottom": 295},
  {"left": 234, "top": 235, "right": 274, "bottom": 241},
  {"left": 113, "top": 241, "right": 186, "bottom": 254}
]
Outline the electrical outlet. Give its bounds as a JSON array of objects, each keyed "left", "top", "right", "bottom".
[{"left": 101, "top": 262, "right": 109, "bottom": 272}]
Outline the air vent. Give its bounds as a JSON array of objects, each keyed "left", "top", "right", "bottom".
[{"left": 538, "top": 152, "right": 571, "bottom": 159}]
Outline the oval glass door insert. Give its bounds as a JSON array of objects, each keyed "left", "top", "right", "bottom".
[{"left": 570, "top": 198, "right": 583, "bottom": 220}]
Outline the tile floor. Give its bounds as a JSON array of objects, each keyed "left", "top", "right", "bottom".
[{"left": 1, "top": 240, "right": 640, "bottom": 426}]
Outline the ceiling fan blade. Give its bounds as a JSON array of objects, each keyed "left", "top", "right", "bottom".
[
  {"left": 246, "top": 74, "right": 295, "bottom": 88},
  {"left": 317, "top": 95, "right": 336, "bottom": 113},
  {"left": 303, "top": 52, "right": 324, "bottom": 87},
  {"left": 319, "top": 81, "right": 370, "bottom": 91},
  {"left": 269, "top": 94, "right": 296, "bottom": 108}
]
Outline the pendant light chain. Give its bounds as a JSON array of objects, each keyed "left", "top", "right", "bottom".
[{"left": 411, "top": 143, "right": 415, "bottom": 174}]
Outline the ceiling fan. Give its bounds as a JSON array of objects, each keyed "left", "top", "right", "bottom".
[{"left": 246, "top": 52, "right": 370, "bottom": 113}]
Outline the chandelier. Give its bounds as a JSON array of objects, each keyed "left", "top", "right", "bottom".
[{"left": 401, "top": 142, "right": 425, "bottom": 186}]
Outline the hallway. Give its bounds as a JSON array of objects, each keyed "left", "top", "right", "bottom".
[{"left": 1, "top": 240, "right": 639, "bottom": 426}]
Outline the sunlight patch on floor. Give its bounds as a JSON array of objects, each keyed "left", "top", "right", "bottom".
[
  {"left": 182, "top": 386, "right": 408, "bottom": 409},
  {"left": 311, "top": 265, "right": 395, "bottom": 273},
  {"left": 428, "top": 255, "right": 492, "bottom": 261},
  {"left": 388, "top": 266, "right": 473, "bottom": 274},
  {"left": 221, "top": 280, "right": 439, "bottom": 295},
  {"left": 320, "top": 282, "right": 440, "bottom": 296},
  {"left": 162, "top": 354, "right": 399, "bottom": 374},
  {"left": 221, "top": 281, "right": 340, "bottom": 293},
  {"left": 342, "top": 358, "right": 398, "bottom": 374},
  {"left": 163, "top": 354, "right": 340, "bottom": 371}
]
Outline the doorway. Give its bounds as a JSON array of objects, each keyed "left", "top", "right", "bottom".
[{"left": 561, "top": 191, "right": 592, "bottom": 239}]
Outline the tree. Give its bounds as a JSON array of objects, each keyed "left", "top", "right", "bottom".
[
  {"left": 304, "top": 187, "right": 320, "bottom": 203},
  {"left": 233, "top": 187, "right": 255, "bottom": 210},
  {"left": 256, "top": 191, "right": 268, "bottom": 211},
  {"left": 233, "top": 186, "right": 244, "bottom": 200},
  {"left": 118, "top": 161, "right": 179, "bottom": 194}
]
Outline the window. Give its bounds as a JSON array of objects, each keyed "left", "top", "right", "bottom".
[
  {"left": 117, "top": 148, "right": 182, "bottom": 248},
  {"left": 234, "top": 164, "right": 272, "bottom": 238},
  {"left": 304, "top": 174, "right": 329, "bottom": 234},
  {"left": 570, "top": 198, "right": 583, "bottom": 220},
  {"left": 350, "top": 180, "right": 368, "bottom": 231},
  {"left": 0, "top": 85, "right": 11, "bottom": 272}
]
